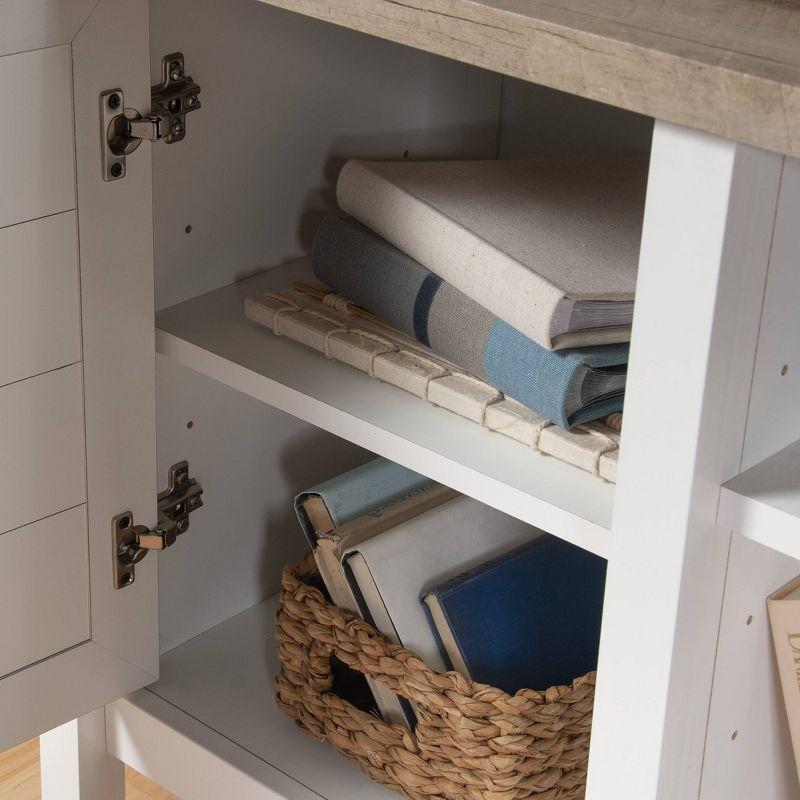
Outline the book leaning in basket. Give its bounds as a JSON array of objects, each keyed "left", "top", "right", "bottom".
[{"left": 274, "top": 458, "right": 607, "bottom": 800}]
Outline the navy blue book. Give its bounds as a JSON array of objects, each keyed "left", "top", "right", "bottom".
[{"left": 421, "top": 535, "right": 606, "bottom": 694}]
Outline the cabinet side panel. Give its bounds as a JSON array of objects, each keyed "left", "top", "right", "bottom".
[
  {"left": 587, "top": 124, "right": 783, "bottom": 800},
  {"left": 699, "top": 534, "right": 799, "bottom": 799},
  {"left": 742, "top": 157, "right": 800, "bottom": 471},
  {"left": 72, "top": 0, "right": 158, "bottom": 676}
]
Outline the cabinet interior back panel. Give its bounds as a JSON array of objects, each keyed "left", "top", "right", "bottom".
[
  {"left": 156, "top": 356, "right": 371, "bottom": 652},
  {"left": 498, "top": 77, "right": 654, "bottom": 159},
  {"left": 150, "top": 0, "right": 501, "bottom": 310}
]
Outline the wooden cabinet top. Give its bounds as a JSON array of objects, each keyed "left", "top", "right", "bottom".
[{"left": 259, "top": 0, "right": 800, "bottom": 157}]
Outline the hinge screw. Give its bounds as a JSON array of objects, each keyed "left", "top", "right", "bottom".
[
  {"left": 176, "top": 518, "right": 190, "bottom": 534},
  {"left": 176, "top": 470, "right": 188, "bottom": 486},
  {"left": 110, "top": 163, "right": 124, "bottom": 178},
  {"left": 169, "top": 62, "right": 184, "bottom": 82},
  {"left": 108, "top": 92, "right": 121, "bottom": 110},
  {"left": 186, "top": 94, "right": 198, "bottom": 109},
  {"left": 188, "top": 495, "right": 202, "bottom": 511},
  {"left": 171, "top": 120, "right": 185, "bottom": 138}
]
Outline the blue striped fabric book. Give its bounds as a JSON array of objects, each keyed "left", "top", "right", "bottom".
[
  {"left": 312, "top": 215, "right": 627, "bottom": 428},
  {"left": 422, "top": 536, "right": 606, "bottom": 693}
]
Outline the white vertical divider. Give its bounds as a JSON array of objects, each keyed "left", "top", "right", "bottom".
[
  {"left": 586, "top": 121, "right": 783, "bottom": 799},
  {"left": 40, "top": 709, "right": 125, "bottom": 800}
]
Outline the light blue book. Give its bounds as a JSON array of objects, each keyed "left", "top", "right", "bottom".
[{"left": 294, "top": 457, "right": 432, "bottom": 547}]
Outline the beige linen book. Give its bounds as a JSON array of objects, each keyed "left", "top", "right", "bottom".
[
  {"left": 336, "top": 157, "right": 647, "bottom": 350},
  {"left": 313, "top": 482, "right": 458, "bottom": 726},
  {"left": 768, "top": 575, "right": 800, "bottom": 782}
]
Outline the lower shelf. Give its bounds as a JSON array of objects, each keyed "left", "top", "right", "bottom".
[
  {"left": 106, "top": 595, "right": 394, "bottom": 800},
  {"left": 718, "top": 439, "right": 800, "bottom": 561}
]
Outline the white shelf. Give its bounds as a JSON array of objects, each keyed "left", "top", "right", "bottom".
[
  {"left": 719, "top": 439, "right": 800, "bottom": 561},
  {"left": 155, "top": 259, "right": 614, "bottom": 557},
  {"left": 107, "top": 596, "right": 394, "bottom": 800}
]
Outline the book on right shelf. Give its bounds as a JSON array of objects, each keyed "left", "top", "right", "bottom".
[
  {"left": 422, "top": 535, "right": 607, "bottom": 693},
  {"left": 768, "top": 575, "right": 800, "bottom": 783}
]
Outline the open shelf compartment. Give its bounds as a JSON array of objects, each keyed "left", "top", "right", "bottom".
[{"left": 107, "top": 595, "right": 394, "bottom": 800}]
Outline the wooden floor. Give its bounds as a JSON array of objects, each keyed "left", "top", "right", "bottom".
[{"left": 0, "top": 738, "right": 179, "bottom": 800}]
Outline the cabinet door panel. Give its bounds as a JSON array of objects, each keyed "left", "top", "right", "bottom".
[
  {"left": 0, "top": 45, "right": 75, "bottom": 228},
  {"left": 0, "top": 364, "right": 86, "bottom": 535},
  {"left": 0, "top": 212, "right": 81, "bottom": 387},
  {"left": 0, "top": 506, "right": 90, "bottom": 678},
  {"left": 0, "top": 0, "right": 157, "bottom": 748}
]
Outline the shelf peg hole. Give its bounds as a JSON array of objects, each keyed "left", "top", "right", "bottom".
[
  {"left": 731, "top": 730, "right": 738, "bottom": 741},
  {"left": 746, "top": 615, "right": 753, "bottom": 626},
  {"left": 403, "top": 150, "right": 409, "bottom": 159},
  {"left": 186, "top": 420, "right": 194, "bottom": 429},
  {"left": 185, "top": 224, "right": 192, "bottom": 234},
  {"left": 781, "top": 364, "right": 789, "bottom": 376}
]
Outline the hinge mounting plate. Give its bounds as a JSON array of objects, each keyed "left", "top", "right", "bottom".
[
  {"left": 101, "top": 52, "right": 201, "bottom": 181},
  {"left": 113, "top": 460, "right": 203, "bottom": 589}
]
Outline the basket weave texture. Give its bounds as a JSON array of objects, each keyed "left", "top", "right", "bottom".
[{"left": 274, "top": 555, "right": 596, "bottom": 800}]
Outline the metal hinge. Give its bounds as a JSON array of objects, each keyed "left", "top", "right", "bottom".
[
  {"left": 112, "top": 460, "right": 204, "bottom": 589},
  {"left": 100, "top": 52, "right": 201, "bottom": 181}
]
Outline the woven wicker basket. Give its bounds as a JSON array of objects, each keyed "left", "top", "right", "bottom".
[{"left": 274, "top": 555, "right": 596, "bottom": 800}]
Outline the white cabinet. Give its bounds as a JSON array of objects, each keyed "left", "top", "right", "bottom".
[
  {"left": 0, "top": 0, "right": 156, "bottom": 753},
  {"left": 2, "top": 2, "right": 800, "bottom": 799}
]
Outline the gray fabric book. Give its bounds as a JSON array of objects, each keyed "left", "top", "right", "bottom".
[
  {"left": 336, "top": 157, "right": 647, "bottom": 350},
  {"left": 313, "top": 215, "right": 627, "bottom": 428}
]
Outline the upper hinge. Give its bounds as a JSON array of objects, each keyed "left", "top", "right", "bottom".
[
  {"left": 100, "top": 52, "right": 202, "bottom": 181},
  {"left": 112, "top": 460, "right": 204, "bottom": 589}
]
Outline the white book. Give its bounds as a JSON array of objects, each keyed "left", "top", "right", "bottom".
[
  {"left": 312, "top": 483, "right": 458, "bottom": 727},
  {"left": 336, "top": 157, "right": 646, "bottom": 350},
  {"left": 341, "top": 495, "right": 543, "bottom": 674}
]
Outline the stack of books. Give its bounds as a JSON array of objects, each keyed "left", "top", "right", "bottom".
[
  {"left": 245, "top": 155, "right": 645, "bottom": 479},
  {"left": 295, "top": 457, "right": 607, "bottom": 727},
  {"left": 310, "top": 155, "right": 646, "bottom": 429}
]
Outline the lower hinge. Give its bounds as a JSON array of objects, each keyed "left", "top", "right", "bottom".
[{"left": 113, "top": 460, "right": 203, "bottom": 589}]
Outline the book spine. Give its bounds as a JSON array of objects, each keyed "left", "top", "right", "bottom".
[
  {"left": 314, "top": 542, "right": 410, "bottom": 726},
  {"left": 336, "top": 160, "right": 563, "bottom": 350},
  {"left": 768, "top": 594, "right": 800, "bottom": 783}
]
